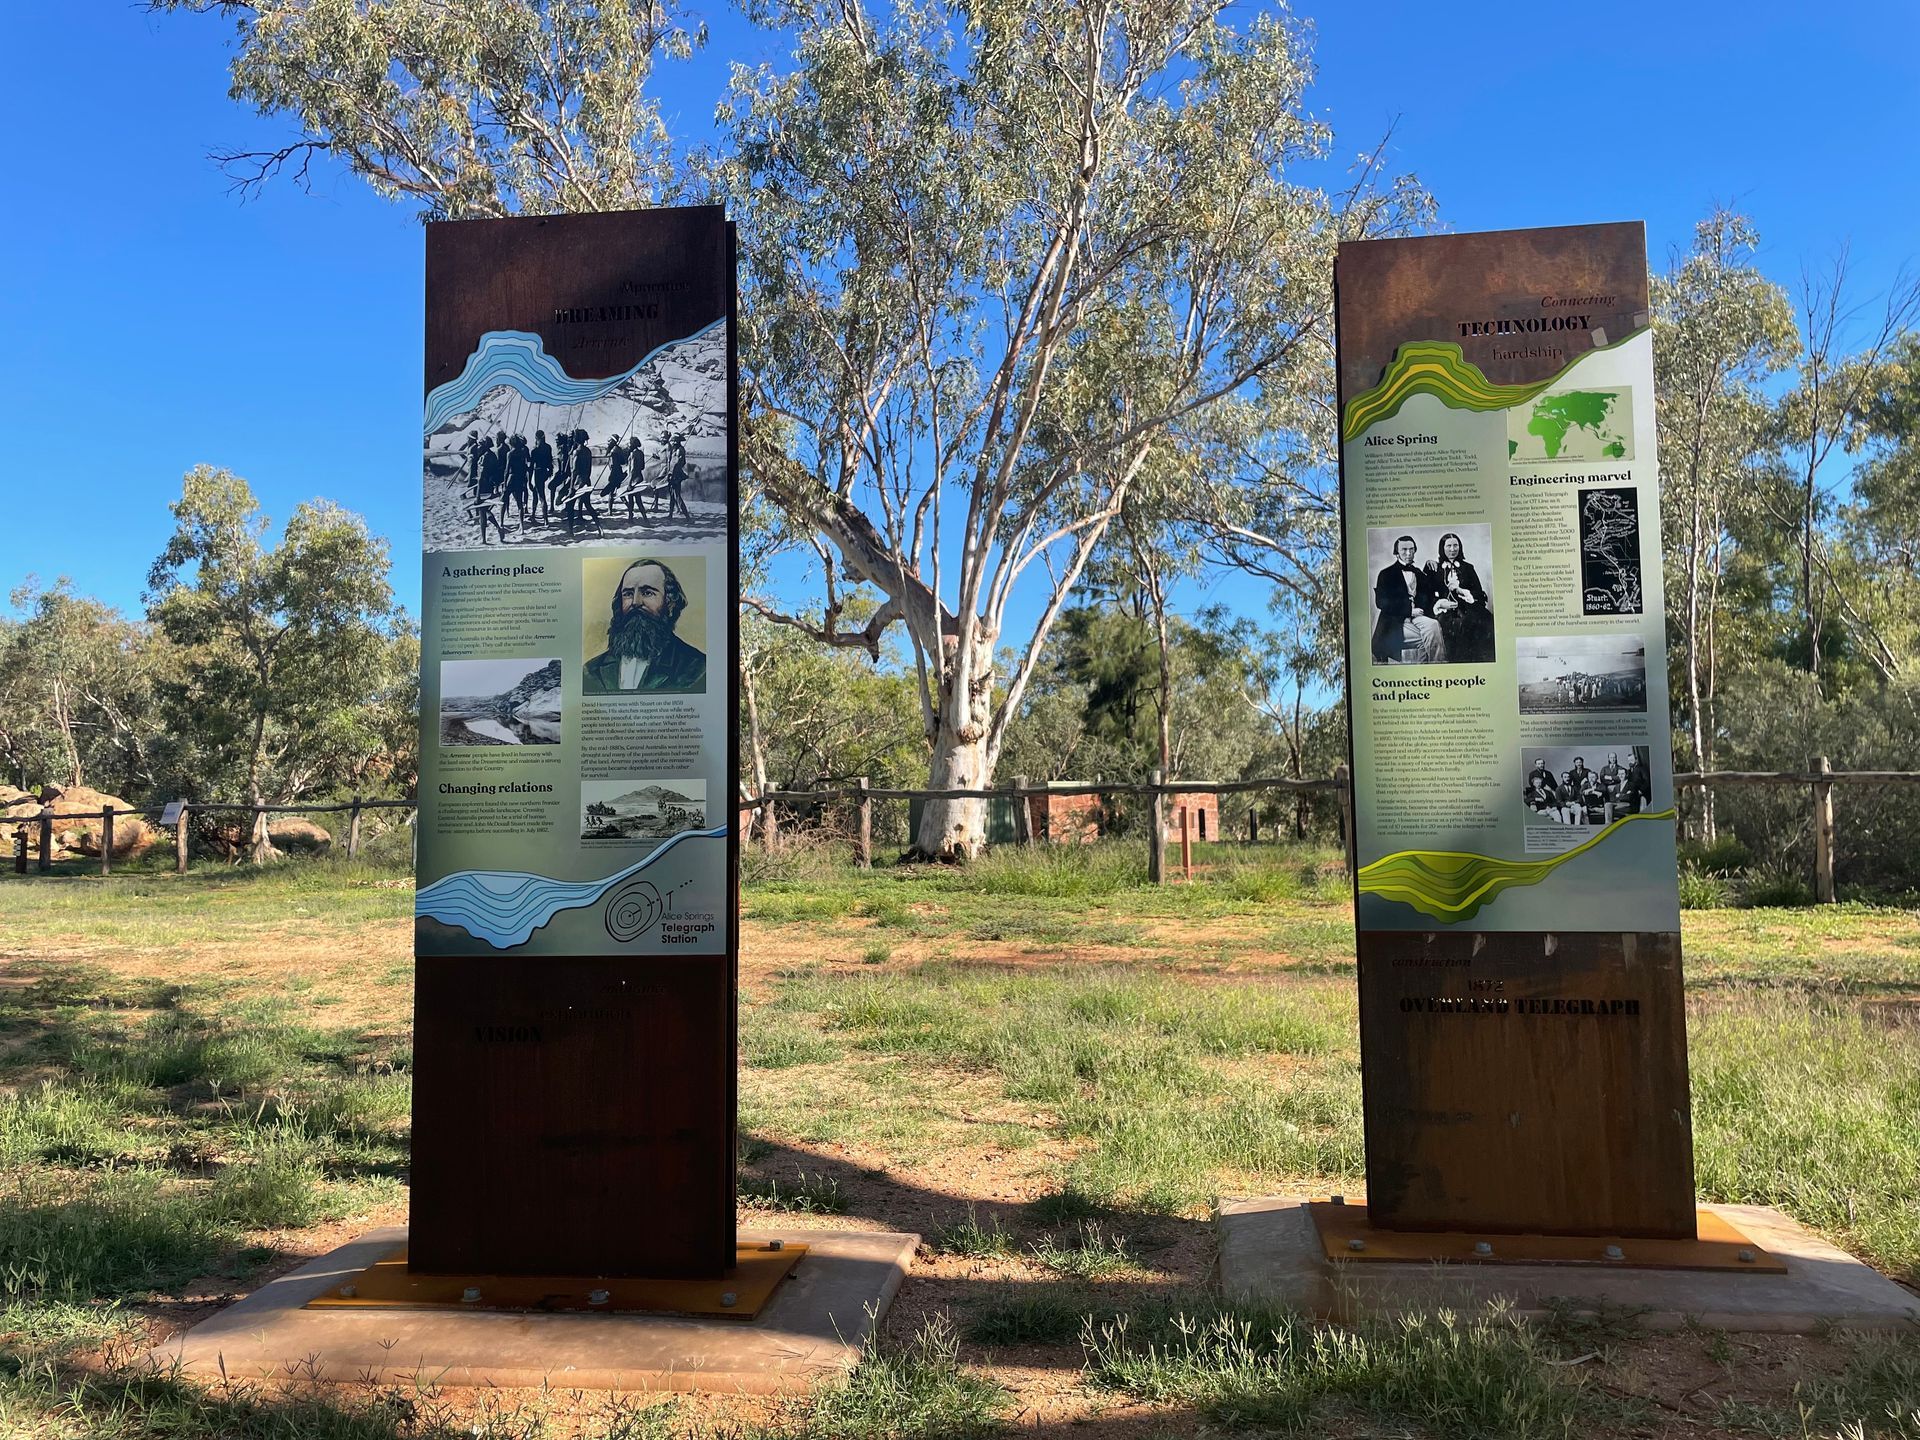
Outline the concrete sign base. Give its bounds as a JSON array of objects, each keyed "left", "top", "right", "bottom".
[
  {"left": 1218, "top": 1197, "right": 1920, "bottom": 1333},
  {"left": 155, "top": 1225, "right": 918, "bottom": 1393}
]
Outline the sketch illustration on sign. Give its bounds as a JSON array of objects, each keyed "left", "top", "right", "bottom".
[
  {"left": 422, "top": 324, "right": 726, "bottom": 553},
  {"left": 1579, "top": 486, "right": 1643, "bottom": 614},
  {"left": 582, "top": 779, "right": 708, "bottom": 841}
]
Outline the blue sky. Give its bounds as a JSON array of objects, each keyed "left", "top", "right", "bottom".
[{"left": 2, "top": 2, "right": 1915, "bottom": 636}]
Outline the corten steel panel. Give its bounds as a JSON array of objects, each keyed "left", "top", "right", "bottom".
[
  {"left": 1355, "top": 930, "right": 1694, "bottom": 1237},
  {"left": 411, "top": 209, "right": 738, "bottom": 1277},
  {"left": 1334, "top": 224, "right": 1693, "bottom": 1239}
]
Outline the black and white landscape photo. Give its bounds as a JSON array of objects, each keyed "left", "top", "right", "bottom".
[
  {"left": 581, "top": 779, "right": 708, "bottom": 842},
  {"left": 438, "top": 658, "right": 563, "bottom": 746},
  {"left": 1516, "top": 633, "right": 1648, "bottom": 714},
  {"left": 422, "top": 324, "right": 727, "bottom": 553}
]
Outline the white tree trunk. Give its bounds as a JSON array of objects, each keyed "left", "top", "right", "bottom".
[{"left": 915, "top": 725, "right": 990, "bottom": 860}]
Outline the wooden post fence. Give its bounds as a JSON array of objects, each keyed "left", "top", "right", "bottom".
[
  {"left": 763, "top": 782, "right": 779, "bottom": 852},
  {"left": 100, "top": 806, "right": 113, "bottom": 877},
  {"left": 12, "top": 831, "right": 23, "bottom": 875},
  {"left": 1148, "top": 769, "right": 1166, "bottom": 885},
  {"left": 37, "top": 813, "right": 50, "bottom": 873},
  {"left": 348, "top": 796, "right": 364, "bottom": 859},
  {"left": 1813, "top": 755, "right": 1836, "bottom": 905},
  {"left": 854, "top": 777, "right": 872, "bottom": 870},
  {"left": 1334, "top": 763, "right": 1355, "bottom": 875},
  {"left": 1013, "top": 776, "right": 1033, "bottom": 846},
  {"left": 175, "top": 804, "right": 190, "bottom": 874},
  {"left": 1180, "top": 803, "right": 1192, "bottom": 882}
]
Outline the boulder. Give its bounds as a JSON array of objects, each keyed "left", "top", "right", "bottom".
[
  {"left": 267, "top": 817, "right": 333, "bottom": 853},
  {"left": 0, "top": 784, "right": 32, "bottom": 809},
  {"left": 39, "top": 785, "right": 152, "bottom": 859}
]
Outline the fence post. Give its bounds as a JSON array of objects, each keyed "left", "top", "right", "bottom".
[
  {"left": 176, "top": 803, "right": 190, "bottom": 875},
  {"left": 1013, "top": 776, "right": 1033, "bottom": 846},
  {"left": 1813, "top": 754, "right": 1836, "bottom": 904},
  {"left": 1180, "top": 802, "right": 1192, "bottom": 882},
  {"left": 100, "top": 806, "right": 113, "bottom": 877},
  {"left": 1148, "top": 769, "right": 1166, "bottom": 885},
  {"left": 854, "top": 777, "right": 872, "bottom": 870},
  {"left": 1248, "top": 804, "right": 1259, "bottom": 845},
  {"left": 763, "top": 782, "right": 779, "bottom": 851},
  {"left": 37, "top": 812, "right": 51, "bottom": 873},
  {"left": 348, "top": 796, "right": 364, "bottom": 858},
  {"left": 13, "top": 830, "right": 23, "bottom": 875},
  {"left": 1335, "top": 764, "right": 1355, "bottom": 875}
]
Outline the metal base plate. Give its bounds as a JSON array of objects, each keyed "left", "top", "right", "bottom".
[
  {"left": 1308, "top": 1202, "right": 1786, "bottom": 1273},
  {"left": 303, "top": 1241, "right": 808, "bottom": 1319}
]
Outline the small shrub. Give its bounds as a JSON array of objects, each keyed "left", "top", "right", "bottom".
[
  {"left": 1030, "top": 1220, "right": 1133, "bottom": 1279},
  {"left": 860, "top": 940, "right": 893, "bottom": 965},
  {"left": 803, "top": 1314, "right": 1006, "bottom": 1438},
  {"left": 1024, "top": 1185, "right": 1104, "bottom": 1225},
  {"left": 1680, "top": 835, "right": 1754, "bottom": 875},
  {"left": 0, "top": 1170, "right": 219, "bottom": 1299},
  {"left": 209, "top": 1134, "right": 335, "bottom": 1229},
  {"left": 1678, "top": 867, "right": 1734, "bottom": 909},
  {"left": 1742, "top": 863, "right": 1815, "bottom": 909},
  {"left": 740, "top": 1170, "right": 847, "bottom": 1214},
  {"left": 742, "top": 1015, "right": 843, "bottom": 1069},
  {"left": 966, "top": 1291, "right": 1090, "bottom": 1346},
  {"left": 933, "top": 1205, "right": 1016, "bottom": 1258},
  {"left": 1084, "top": 1299, "right": 1595, "bottom": 1436}
]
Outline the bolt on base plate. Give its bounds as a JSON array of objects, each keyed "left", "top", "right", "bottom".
[
  {"left": 304, "top": 1241, "right": 808, "bottom": 1319},
  {"left": 1307, "top": 1202, "right": 1785, "bottom": 1272}
]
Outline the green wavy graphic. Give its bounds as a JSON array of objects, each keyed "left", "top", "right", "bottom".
[
  {"left": 1342, "top": 329, "right": 1648, "bottom": 441},
  {"left": 1358, "top": 809, "right": 1676, "bottom": 923}
]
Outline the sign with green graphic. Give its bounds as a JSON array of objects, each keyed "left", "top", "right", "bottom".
[
  {"left": 1333, "top": 224, "right": 1696, "bottom": 1240},
  {"left": 1337, "top": 244, "right": 1679, "bottom": 934}
]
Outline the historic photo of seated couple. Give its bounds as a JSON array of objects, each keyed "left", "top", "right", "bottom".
[{"left": 1367, "top": 523, "right": 1495, "bottom": 665}]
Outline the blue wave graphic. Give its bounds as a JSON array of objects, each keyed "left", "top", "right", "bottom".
[
  {"left": 422, "top": 321, "right": 724, "bottom": 435},
  {"left": 417, "top": 826, "right": 727, "bottom": 950}
]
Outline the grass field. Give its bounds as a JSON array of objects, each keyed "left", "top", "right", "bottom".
[{"left": 0, "top": 842, "right": 1916, "bottom": 1438}]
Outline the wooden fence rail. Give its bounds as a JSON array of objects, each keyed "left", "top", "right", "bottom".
[
  {"left": 10, "top": 762, "right": 1913, "bottom": 900},
  {"left": 8, "top": 798, "right": 415, "bottom": 877},
  {"left": 739, "top": 759, "right": 1917, "bottom": 901}
]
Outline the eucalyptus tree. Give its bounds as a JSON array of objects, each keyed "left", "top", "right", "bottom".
[
  {"left": 0, "top": 581, "right": 165, "bottom": 796},
  {"left": 1650, "top": 211, "right": 1795, "bottom": 841},
  {"left": 1773, "top": 259, "right": 1920, "bottom": 706},
  {"left": 147, "top": 468, "right": 402, "bottom": 861},
  {"left": 151, "top": 0, "right": 700, "bottom": 215},
  {"left": 725, "top": 0, "right": 1423, "bottom": 857}
]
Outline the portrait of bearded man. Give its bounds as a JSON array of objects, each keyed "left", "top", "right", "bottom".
[{"left": 582, "top": 557, "right": 708, "bottom": 695}]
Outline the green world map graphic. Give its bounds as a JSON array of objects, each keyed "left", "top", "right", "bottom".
[{"left": 1507, "top": 388, "right": 1634, "bottom": 462}]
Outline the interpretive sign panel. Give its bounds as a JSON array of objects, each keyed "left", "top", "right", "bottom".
[
  {"left": 411, "top": 207, "right": 738, "bottom": 1275},
  {"left": 1335, "top": 224, "right": 1694, "bottom": 1237}
]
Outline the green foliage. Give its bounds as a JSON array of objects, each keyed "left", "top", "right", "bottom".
[
  {"left": 787, "top": 1315, "right": 1006, "bottom": 1440},
  {"left": 1029, "top": 1220, "right": 1134, "bottom": 1279},
  {"left": 0, "top": 1169, "right": 221, "bottom": 1300},
  {"left": 0, "top": 579, "right": 165, "bottom": 796},
  {"left": 932, "top": 1206, "right": 1016, "bottom": 1259},
  {"left": 1083, "top": 1300, "right": 1598, "bottom": 1436},
  {"left": 1692, "top": 994, "right": 1920, "bottom": 1283},
  {"left": 964, "top": 1291, "right": 1092, "bottom": 1346},
  {"left": 738, "top": 1170, "right": 847, "bottom": 1215},
  {"left": 150, "top": 0, "right": 700, "bottom": 219},
  {"left": 145, "top": 469, "right": 412, "bottom": 845}
]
